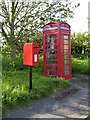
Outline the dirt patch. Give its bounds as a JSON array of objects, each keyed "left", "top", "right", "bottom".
[
  {"left": 72, "top": 74, "right": 89, "bottom": 82},
  {"left": 3, "top": 74, "right": 89, "bottom": 118},
  {"left": 55, "top": 88, "right": 78, "bottom": 100},
  {"left": 77, "top": 74, "right": 89, "bottom": 82}
]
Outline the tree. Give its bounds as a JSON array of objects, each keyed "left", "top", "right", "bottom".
[
  {"left": 71, "top": 32, "right": 88, "bottom": 54},
  {"left": 0, "top": 0, "right": 80, "bottom": 58}
]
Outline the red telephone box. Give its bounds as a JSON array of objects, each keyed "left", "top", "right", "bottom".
[
  {"left": 43, "top": 22, "right": 72, "bottom": 80},
  {"left": 23, "top": 43, "right": 39, "bottom": 66}
]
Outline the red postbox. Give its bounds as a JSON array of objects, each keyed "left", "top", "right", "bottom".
[
  {"left": 43, "top": 22, "right": 72, "bottom": 80},
  {"left": 23, "top": 43, "right": 39, "bottom": 66},
  {"left": 23, "top": 43, "right": 39, "bottom": 91}
]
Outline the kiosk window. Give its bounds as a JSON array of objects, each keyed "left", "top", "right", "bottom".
[
  {"left": 63, "top": 34, "right": 70, "bottom": 75},
  {"left": 46, "top": 34, "right": 57, "bottom": 40},
  {"left": 63, "top": 35, "right": 68, "bottom": 39},
  {"left": 47, "top": 61, "right": 56, "bottom": 65},
  {"left": 64, "top": 45, "right": 69, "bottom": 49},
  {"left": 64, "top": 55, "right": 69, "bottom": 59},
  {"left": 64, "top": 70, "right": 69, "bottom": 75},
  {"left": 46, "top": 40, "right": 57, "bottom": 44},
  {"left": 64, "top": 65, "right": 70, "bottom": 70},
  {"left": 49, "top": 71, "right": 57, "bottom": 76},
  {"left": 45, "top": 34, "right": 57, "bottom": 76},
  {"left": 47, "top": 56, "right": 56, "bottom": 60},
  {"left": 64, "top": 49, "right": 69, "bottom": 54},
  {"left": 64, "top": 60, "right": 69, "bottom": 64},
  {"left": 46, "top": 45, "right": 57, "bottom": 49},
  {"left": 48, "top": 50, "right": 57, "bottom": 55},
  {"left": 63, "top": 40, "right": 69, "bottom": 44}
]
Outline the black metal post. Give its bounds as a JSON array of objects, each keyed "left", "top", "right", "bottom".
[{"left": 29, "top": 66, "right": 32, "bottom": 92}]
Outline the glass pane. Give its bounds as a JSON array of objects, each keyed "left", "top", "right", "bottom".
[
  {"left": 46, "top": 40, "right": 51, "bottom": 44},
  {"left": 64, "top": 45, "right": 69, "bottom": 49},
  {"left": 46, "top": 40, "right": 57, "bottom": 44},
  {"left": 64, "top": 55, "right": 69, "bottom": 59},
  {"left": 50, "top": 34, "right": 54, "bottom": 39},
  {"left": 49, "top": 71, "right": 57, "bottom": 76},
  {"left": 63, "top": 40, "right": 69, "bottom": 44},
  {"left": 46, "top": 66, "right": 57, "bottom": 70},
  {"left": 55, "top": 34, "right": 57, "bottom": 38},
  {"left": 47, "top": 56, "right": 56, "bottom": 60},
  {"left": 64, "top": 60, "right": 69, "bottom": 64},
  {"left": 47, "top": 61, "right": 56, "bottom": 65},
  {"left": 63, "top": 35, "right": 68, "bottom": 39},
  {"left": 54, "top": 40, "right": 57, "bottom": 44},
  {"left": 51, "top": 40, "right": 55, "bottom": 44},
  {"left": 64, "top": 50, "right": 69, "bottom": 54},
  {"left": 46, "top": 45, "right": 57, "bottom": 49},
  {"left": 64, "top": 65, "right": 70, "bottom": 70},
  {"left": 46, "top": 35, "right": 50, "bottom": 39},
  {"left": 46, "top": 34, "right": 57, "bottom": 39},
  {"left": 45, "top": 35, "right": 47, "bottom": 39},
  {"left": 64, "top": 70, "right": 69, "bottom": 75},
  {"left": 48, "top": 50, "right": 57, "bottom": 55}
]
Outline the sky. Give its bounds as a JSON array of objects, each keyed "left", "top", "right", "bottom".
[
  {"left": 0, "top": 0, "right": 89, "bottom": 35},
  {"left": 67, "top": 0, "right": 89, "bottom": 34}
]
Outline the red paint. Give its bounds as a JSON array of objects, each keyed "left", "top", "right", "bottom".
[
  {"left": 43, "top": 22, "right": 72, "bottom": 80},
  {"left": 23, "top": 43, "right": 39, "bottom": 66}
]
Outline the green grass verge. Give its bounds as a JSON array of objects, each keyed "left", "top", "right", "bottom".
[
  {"left": 2, "top": 54, "right": 88, "bottom": 113},
  {"left": 2, "top": 56, "right": 70, "bottom": 113},
  {"left": 71, "top": 57, "right": 88, "bottom": 75}
]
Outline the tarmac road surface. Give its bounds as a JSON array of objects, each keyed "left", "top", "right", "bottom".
[{"left": 3, "top": 76, "right": 89, "bottom": 119}]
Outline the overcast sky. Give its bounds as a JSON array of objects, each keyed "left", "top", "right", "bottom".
[
  {"left": 67, "top": 0, "right": 89, "bottom": 34},
  {"left": 0, "top": 0, "right": 89, "bottom": 35}
]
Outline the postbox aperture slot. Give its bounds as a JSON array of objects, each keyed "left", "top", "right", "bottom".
[{"left": 33, "top": 47, "right": 38, "bottom": 48}]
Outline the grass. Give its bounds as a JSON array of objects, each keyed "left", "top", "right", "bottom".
[
  {"left": 71, "top": 55, "right": 88, "bottom": 76},
  {"left": 2, "top": 55, "right": 70, "bottom": 113},
  {"left": 2, "top": 53, "right": 88, "bottom": 113}
]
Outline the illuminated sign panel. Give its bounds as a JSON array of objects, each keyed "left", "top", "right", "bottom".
[
  {"left": 61, "top": 27, "right": 69, "bottom": 30},
  {"left": 45, "top": 27, "right": 58, "bottom": 31}
]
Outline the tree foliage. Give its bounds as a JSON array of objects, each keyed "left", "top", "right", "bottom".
[
  {"left": 0, "top": 0, "right": 80, "bottom": 57},
  {"left": 71, "top": 32, "right": 88, "bottom": 54}
]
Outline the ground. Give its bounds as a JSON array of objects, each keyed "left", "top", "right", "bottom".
[{"left": 3, "top": 75, "right": 89, "bottom": 119}]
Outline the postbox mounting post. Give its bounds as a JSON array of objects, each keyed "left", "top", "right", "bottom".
[{"left": 29, "top": 66, "right": 32, "bottom": 91}]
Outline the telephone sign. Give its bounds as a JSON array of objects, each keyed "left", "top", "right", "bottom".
[
  {"left": 45, "top": 27, "right": 58, "bottom": 31},
  {"left": 61, "top": 26, "right": 69, "bottom": 30}
]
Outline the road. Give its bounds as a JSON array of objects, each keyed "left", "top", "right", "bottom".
[{"left": 3, "top": 75, "right": 89, "bottom": 119}]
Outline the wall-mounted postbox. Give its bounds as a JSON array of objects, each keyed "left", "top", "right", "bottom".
[{"left": 23, "top": 43, "right": 39, "bottom": 66}]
